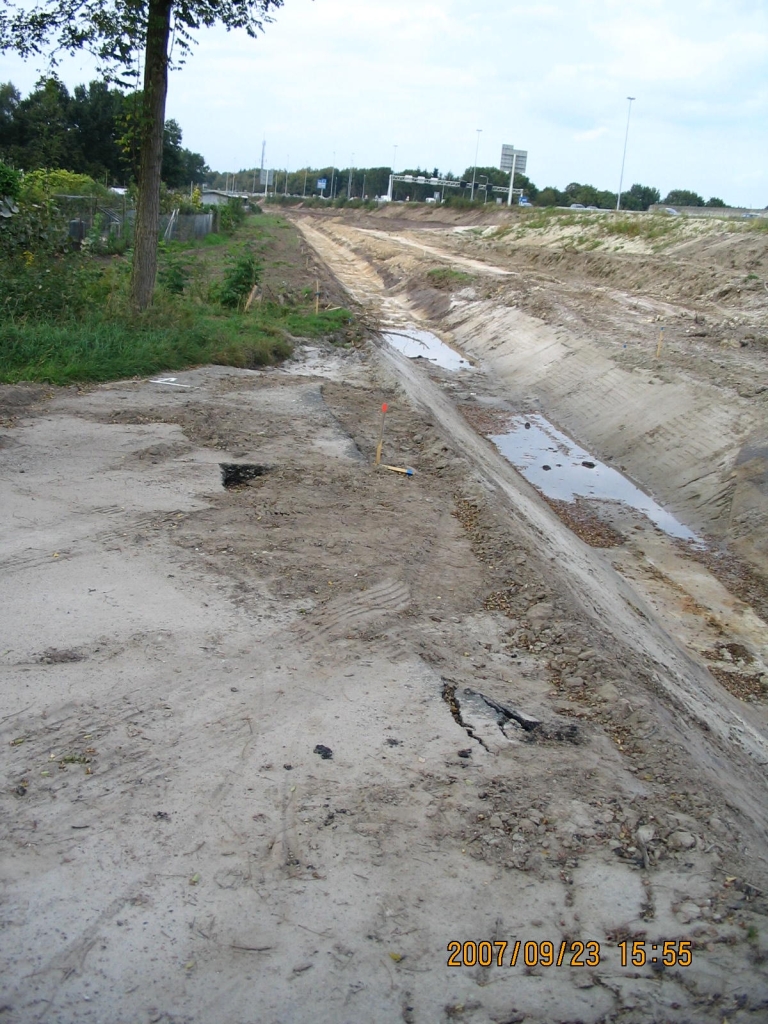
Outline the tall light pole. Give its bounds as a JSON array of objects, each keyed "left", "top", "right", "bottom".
[
  {"left": 616, "top": 96, "right": 635, "bottom": 212},
  {"left": 348, "top": 153, "right": 354, "bottom": 199},
  {"left": 470, "top": 128, "right": 482, "bottom": 201},
  {"left": 392, "top": 144, "right": 398, "bottom": 172}
]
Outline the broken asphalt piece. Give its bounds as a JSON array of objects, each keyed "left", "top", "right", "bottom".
[
  {"left": 385, "top": 738, "right": 401, "bottom": 747},
  {"left": 475, "top": 691, "right": 583, "bottom": 743},
  {"left": 458, "top": 749, "right": 472, "bottom": 759},
  {"left": 220, "top": 464, "right": 269, "bottom": 489},
  {"left": 154, "top": 811, "right": 170, "bottom": 821},
  {"left": 283, "top": 764, "right": 293, "bottom": 770},
  {"left": 476, "top": 692, "right": 541, "bottom": 732},
  {"left": 542, "top": 465, "right": 551, "bottom": 471},
  {"left": 314, "top": 744, "right": 333, "bottom": 760},
  {"left": 582, "top": 460, "right": 596, "bottom": 468}
]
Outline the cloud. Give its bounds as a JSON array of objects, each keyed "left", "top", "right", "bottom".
[
  {"left": 573, "top": 127, "right": 609, "bottom": 142},
  {"left": 2, "top": 0, "right": 765, "bottom": 204}
]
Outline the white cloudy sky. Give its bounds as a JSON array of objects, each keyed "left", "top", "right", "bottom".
[{"left": 4, "top": 0, "right": 767, "bottom": 205}]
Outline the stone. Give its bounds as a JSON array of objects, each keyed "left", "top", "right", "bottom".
[
  {"left": 637, "top": 825, "right": 655, "bottom": 844},
  {"left": 489, "top": 815, "right": 503, "bottom": 829},
  {"left": 676, "top": 901, "right": 701, "bottom": 923},
  {"left": 669, "top": 830, "right": 697, "bottom": 850},
  {"left": 527, "top": 601, "right": 554, "bottom": 626}
]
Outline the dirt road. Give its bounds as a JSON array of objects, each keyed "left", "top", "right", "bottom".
[{"left": 2, "top": 208, "right": 768, "bottom": 1023}]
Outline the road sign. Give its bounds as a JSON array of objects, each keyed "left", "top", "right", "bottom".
[
  {"left": 259, "top": 168, "right": 274, "bottom": 186},
  {"left": 317, "top": 178, "right": 327, "bottom": 190},
  {"left": 500, "top": 146, "right": 527, "bottom": 175}
]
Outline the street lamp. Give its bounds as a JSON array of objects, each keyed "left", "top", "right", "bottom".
[
  {"left": 616, "top": 97, "right": 635, "bottom": 212},
  {"left": 470, "top": 129, "right": 482, "bottom": 201}
]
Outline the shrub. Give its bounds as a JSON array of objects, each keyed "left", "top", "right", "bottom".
[
  {"left": 18, "top": 170, "right": 110, "bottom": 204},
  {"left": 218, "top": 248, "right": 262, "bottom": 308},
  {"left": 0, "top": 161, "right": 21, "bottom": 200},
  {"left": 218, "top": 198, "right": 247, "bottom": 233}
]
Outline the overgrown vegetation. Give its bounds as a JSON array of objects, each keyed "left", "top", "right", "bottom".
[
  {"left": 0, "top": 202, "right": 354, "bottom": 385},
  {"left": 426, "top": 267, "right": 474, "bottom": 289}
]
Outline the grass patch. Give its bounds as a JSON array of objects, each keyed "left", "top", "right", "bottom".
[
  {"left": 0, "top": 314, "right": 292, "bottom": 385},
  {"left": 598, "top": 214, "right": 682, "bottom": 241},
  {"left": 426, "top": 267, "right": 474, "bottom": 289},
  {"left": 0, "top": 213, "right": 355, "bottom": 384}
]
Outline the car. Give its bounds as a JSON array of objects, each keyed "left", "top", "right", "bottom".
[
  {"left": 663, "top": 207, "right": 680, "bottom": 216},
  {"left": 586, "top": 205, "right": 599, "bottom": 210},
  {"left": 569, "top": 203, "right": 585, "bottom": 209}
]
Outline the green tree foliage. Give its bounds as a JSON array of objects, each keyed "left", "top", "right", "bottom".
[
  {"left": 664, "top": 189, "right": 704, "bottom": 207},
  {"left": 620, "top": 183, "right": 661, "bottom": 211},
  {"left": 0, "top": 158, "right": 21, "bottom": 198},
  {"left": 535, "top": 186, "right": 562, "bottom": 207},
  {"left": 0, "top": 78, "right": 208, "bottom": 188},
  {"left": 1, "top": 0, "right": 282, "bottom": 310},
  {"left": 705, "top": 197, "right": 726, "bottom": 207}
]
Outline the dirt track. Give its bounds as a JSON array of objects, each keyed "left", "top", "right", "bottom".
[{"left": 2, "top": 208, "right": 768, "bottom": 1023}]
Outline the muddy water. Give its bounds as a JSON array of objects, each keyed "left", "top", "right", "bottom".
[
  {"left": 490, "top": 414, "right": 701, "bottom": 543},
  {"left": 382, "top": 328, "right": 471, "bottom": 371}
]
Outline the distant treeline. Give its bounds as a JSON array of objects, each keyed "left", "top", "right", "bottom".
[
  {"left": 209, "top": 163, "right": 728, "bottom": 210},
  {"left": 0, "top": 78, "right": 208, "bottom": 188},
  {"left": 1, "top": 78, "right": 729, "bottom": 209}
]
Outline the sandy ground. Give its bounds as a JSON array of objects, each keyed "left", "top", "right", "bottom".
[{"left": 2, "top": 208, "right": 768, "bottom": 1024}]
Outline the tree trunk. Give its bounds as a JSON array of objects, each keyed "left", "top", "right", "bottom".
[{"left": 130, "top": 0, "right": 172, "bottom": 312}]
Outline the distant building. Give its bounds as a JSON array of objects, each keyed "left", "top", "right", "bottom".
[{"left": 200, "top": 190, "right": 249, "bottom": 207}]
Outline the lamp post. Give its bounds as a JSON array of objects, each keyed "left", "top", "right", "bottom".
[
  {"left": 470, "top": 128, "right": 482, "bottom": 201},
  {"left": 616, "top": 96, "right": 635, "bottom": 212}
]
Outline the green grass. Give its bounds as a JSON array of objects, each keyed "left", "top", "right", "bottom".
[
  {"left": 0, "top": 313, "right": 292, "bottom": 385},
  {"left": 0, "top": 213, "right": 355, "bottom": 384},
  {"left": 598, "top": 214, "right": 682, "bottom": 241},
  {"left": 426, "top": 267, "right": 474, "bottom": 289}
]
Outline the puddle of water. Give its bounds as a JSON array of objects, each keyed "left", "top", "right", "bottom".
[
  {"left": 489, "top": 414, "right": 701, "bottom": 544},
  {"left": 382, "top": 328, "right": 471, "bottom": 371}
]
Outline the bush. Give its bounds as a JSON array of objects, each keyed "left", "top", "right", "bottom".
[
  {"left": 0, "top": 252, "right": 113, "bottom": 320},
  {"left": 0, "top": 161, "right": 21, "bottom": 200},
  {"left": 217, "top": 248, "right": 262, "bottom": 308},
  {"left": 18, "top": 169, "right": 110, "bottom": 204},
  {"left": 218, "top": 198, "right": 247, "bottom": 233},
  {"left": 158, "top": 249, "right": 192, "bottom": 294}
]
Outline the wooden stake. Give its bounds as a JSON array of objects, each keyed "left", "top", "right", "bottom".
[
  {"left": 656, "top": 326, "right": 664, "bottom": 358},
  {"left": 375, "top": 403, "right": 387, "bottom": 465},
  {"left": 315, "top": 279, "right": 320, "bottom": 315}
]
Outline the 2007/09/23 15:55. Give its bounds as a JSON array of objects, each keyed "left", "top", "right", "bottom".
[{"left": 447, "top": 939, "right": 693, "bottom": 968}]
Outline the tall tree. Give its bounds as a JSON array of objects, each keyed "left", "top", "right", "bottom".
[
  {"left": 0, "top": 0, "right": 283, "bottom": 310},
  {"left": 664, "top": 189, "right": 704, "bottom": 207}
]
